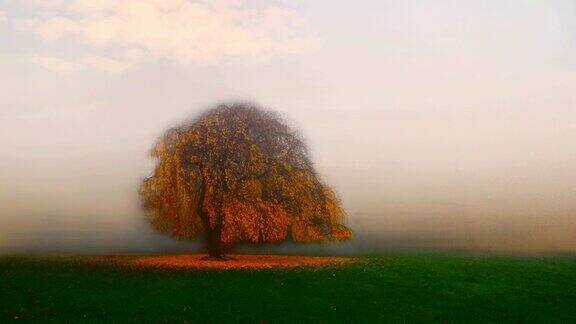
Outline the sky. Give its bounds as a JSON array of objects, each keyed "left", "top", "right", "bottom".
[{"left": 1, "top": 0, "right": 575, "bottom": 254}]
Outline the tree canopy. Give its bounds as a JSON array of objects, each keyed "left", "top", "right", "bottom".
[{"left": 140, "top": 103, "right": 351, "bottom": 258}]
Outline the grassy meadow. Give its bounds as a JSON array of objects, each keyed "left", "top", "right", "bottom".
[{"left": 1, "top": 253, "right": 575, "bottom": 322}]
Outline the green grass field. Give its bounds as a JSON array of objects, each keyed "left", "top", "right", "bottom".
[{"left": 1, "top": 253, "right": 575, "bottom": 323}]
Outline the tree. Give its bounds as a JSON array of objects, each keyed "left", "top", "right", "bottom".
[{"left": 140, "top": 103, "right": 351, "bottom": 259}]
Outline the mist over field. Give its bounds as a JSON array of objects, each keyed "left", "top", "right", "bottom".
[{"left": 1, "top": 0, "right": 575, "bottom": 254}]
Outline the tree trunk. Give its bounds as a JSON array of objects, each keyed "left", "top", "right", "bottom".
[
  {"left": 198, "top": 212, "right": 231, "bottom": 260},
  {"left": 206, "top": 229, "right": 223, "bottom": 259},
  {"left": 202, "top": 228, "right": 234, "bottom": 260}
]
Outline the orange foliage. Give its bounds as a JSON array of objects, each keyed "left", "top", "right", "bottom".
[{"left": 140, "top": 103, "right": 351, "bottom": 254}]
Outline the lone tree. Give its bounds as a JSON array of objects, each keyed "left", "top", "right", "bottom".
[{"left": 140, "top": 103, "right": 351, "bottom": 259}]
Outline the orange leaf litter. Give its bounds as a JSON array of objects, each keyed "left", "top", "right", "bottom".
[{"left": 90, "top": 254, "right": 359, "bottom": 270}]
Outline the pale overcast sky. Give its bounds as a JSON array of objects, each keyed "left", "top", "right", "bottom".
[{"left": 1, "top": 0, "right": 575, "bottom": 253}]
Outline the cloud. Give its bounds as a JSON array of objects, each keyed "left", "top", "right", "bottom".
[
  {"left": 81, "top": 55, "right": 131, "bottom": 73},
  {"left": 30, "top": 55, "right": 130, "bottom": 74},
  {"left": 30, "top": 55, "right": 81, "bottom": 74},
  {"left": 15, "top": 0, "right": 315, "bottom": 68}
]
